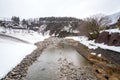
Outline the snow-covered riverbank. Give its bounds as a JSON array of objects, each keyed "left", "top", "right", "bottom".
[{"left": 0, "top": 38, "right": 36, "bottom": 78}]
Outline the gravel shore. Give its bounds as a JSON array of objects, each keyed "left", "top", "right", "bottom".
[{"left": 57, "top": 58, "right": 97, "bottom": 80}]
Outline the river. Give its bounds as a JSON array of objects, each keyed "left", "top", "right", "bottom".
[{"left": 25, "top": 44, "right": 94, "bottom": 80}]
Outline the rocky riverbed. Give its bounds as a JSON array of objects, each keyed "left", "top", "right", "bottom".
[{"left": 57, "top": 58, "right": 97, "bottom": 80}]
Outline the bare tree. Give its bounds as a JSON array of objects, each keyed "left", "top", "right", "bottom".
[
  {"left": 78, "top": 15, "right": 111, "bottom": 40},
  {"left": 92, "top": 14, "right": 111, "bottom": 30}
]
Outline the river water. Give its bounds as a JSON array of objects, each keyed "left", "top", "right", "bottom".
[{"left": 25, "top": 45, "right": 91, "bottom": 80}]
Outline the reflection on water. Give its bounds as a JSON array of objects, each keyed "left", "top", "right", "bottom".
[{"left": 25, "top": 45, "right": 90, "bottom": 80}]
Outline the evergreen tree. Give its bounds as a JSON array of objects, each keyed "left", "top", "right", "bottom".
[{"left": 11, "top": 16, "right": 20, "bottom": 25}]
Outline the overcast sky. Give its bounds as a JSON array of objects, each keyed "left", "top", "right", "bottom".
[{"left": 0, "top": 0, "right": 120, "bottom": 19}]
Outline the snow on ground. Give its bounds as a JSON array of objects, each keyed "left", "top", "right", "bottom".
[
  {"left": 101, "top": 28, "right": 120, "bottom": 33},
  {"left": 0, "top": 27, "right": 50, "bottom": 78},
  {"left": 66, "top": 36, "right": 120, "bottom": 53},
  {"left": 6, "top": 32, "right": 49, "bottom": 44},
  {"left": 0, "top": 27, "right": 50, "bottom": 43},
  {"left": 0, "top": 38, "right": 36, "bottom": 78}
]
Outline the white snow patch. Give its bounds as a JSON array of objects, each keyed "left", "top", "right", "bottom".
[
  {"left": 97, "top": 54, "right": 101, "bottom": 57},
  {"left": 0, "top": 27, "right": 50, "bottom": 43},
  {"left": 6, "top": 32, "right": 49, "bottom": 43},
  {"left": 66, "top": 36, "right": 120, "bottom": 53},
  {"left": 0, "top": 39, "right": 36, "bottom": 78},
  {"left": 101, "top": 28, "right": 120, "bottom": 34},
  {"left": 66, "top": 36, "right": 98, "bottom": 49},
  {"left": 90, "top": 52, "right": 96, "bottom": 55}
]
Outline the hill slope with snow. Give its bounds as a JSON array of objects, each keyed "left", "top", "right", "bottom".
[{"left": 106, "top": 12, "right": 120, "bottom": 24}]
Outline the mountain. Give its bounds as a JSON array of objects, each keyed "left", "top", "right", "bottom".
[{"left": 106, "top": 12, "right": 120, "bottom": 24}]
